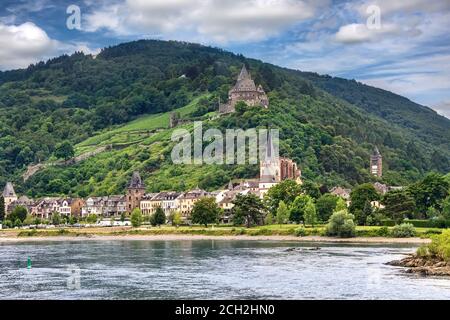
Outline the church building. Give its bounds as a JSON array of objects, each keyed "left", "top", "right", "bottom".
[{"left": 259, "top": 133, "right": 301, "bottom": 198}]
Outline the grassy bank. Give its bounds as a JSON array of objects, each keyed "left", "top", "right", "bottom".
[{"left": 4, "top": 224, "right": 443, "bottom": 239}]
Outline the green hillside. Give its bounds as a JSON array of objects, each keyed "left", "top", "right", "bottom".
[{"left": 0, "top": 39, "right": 449, "bottom": 197}]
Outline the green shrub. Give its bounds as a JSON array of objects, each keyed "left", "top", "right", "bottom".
[
  {"left": 381, "top": 219, "right": 395, "bottom": 227},
  {"left": 423, "top": 230, "right": 450, "bottom": 261},
  {"left": 57, "top": 229, "right": 70, "bottom": 235},
  {"left": 294, "top": 227, "right": 306, "bottom": 237},
  {"left": 416, "top": 246, "right": 430, "bottom": 258},
  {"left": 391, "top": 223, "right": 416, "bottom": 238},
  {"left": 424, "top": 229, "right": 442, "bottom": 235},
  {"left": 14, "top": 218, "right": 22, "bottom": 227},
  {"left": 248, "top": 228, "right": 272, "bottom": 236},
  {"left": 18, "top": 229, "right": 38, "bottom": 237},
  {"left": 377, "top": 226, "right": 390, "bottom": 237},
  {"left": 326, "top": 210, "right": 356, "bottom": 238},
  {"left": 131, "top": 208, "right": 143, "bottom": 228},
  {"left": 383, "top": 219, "right": 450, "bottom": 229},
  {"left": 2, "top": 220, "right": 13, "bottom": 228},
  {"left": 86, "top": 214, "right": 98, "bottom": 224}
]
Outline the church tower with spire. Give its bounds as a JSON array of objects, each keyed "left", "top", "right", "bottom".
[
  {"left": 219, "top": 65, "right": 269, "bottom": 114},
  {"left": 259, "top": 132, "right": 281, "bottom": 198},
  {"left": 370, "top": 147, "right": 383, "bottom": 177}
]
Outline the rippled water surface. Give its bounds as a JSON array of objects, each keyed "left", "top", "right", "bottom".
[{"left": 1, "top": 240, "right": 450, "bottom": 299}]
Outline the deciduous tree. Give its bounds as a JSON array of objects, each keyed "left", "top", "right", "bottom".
[
  {"left": 131, "top": 208, "right": 143, "bottom": 227},
  {"left": 232, "top": 194, "right": 266, "bottom": 228},
  {"left": 316, "top": 194, "right": 339, "bottom": 222},
  {"left": 191, "top": 198, "right": 220, "bottom": 227}
]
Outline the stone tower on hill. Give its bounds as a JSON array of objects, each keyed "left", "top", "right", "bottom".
[
  {"left": 219, "top": 65, "right": 269, "bottom": 114},
  {"left": 126, "top": 171, "right": 146, "bottom": 212},
  {"left": 370, "top": 147, "right": 383, "bottom": 177}
]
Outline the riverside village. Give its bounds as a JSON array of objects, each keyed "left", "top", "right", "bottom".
[{"left": 0, "top": 66, "right": 397, "bottom": 230}]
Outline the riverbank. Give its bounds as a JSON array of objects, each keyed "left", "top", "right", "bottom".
[
  {"left": 387, "top": 254, "right": 450, "bottom": 275},
  {"left": 387, "top": 230, "right": 450, "bottom": 276},
  {"left": 0, "top": 233, "right": 431, "bottom": 244}
]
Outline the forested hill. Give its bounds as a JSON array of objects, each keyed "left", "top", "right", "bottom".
[
  {"left": 0, "top": 39, "right": 449, "bottom": 196},
  {"left": 300, "top": 71, "right": 450, "bottom": 149}
]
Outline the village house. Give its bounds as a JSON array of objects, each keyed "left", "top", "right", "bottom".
[
  {"left": 176, "top": 188, "right": 209, "bottom": 220},
  {"left": 6, "top": 195, "right": 34, "bottom": 215},
  {"left": 160, "top": 192, "right": 182, "bottom": 216},
  {"left": 140, "top": 193, "right": 159, "bottom": 216},
  {"left": 374, "top": 182, "right": 389, "bottom": 195},
  {"left": 104, "top": 195, "right": 127, "bottom": 217},
  {"left": 330, "top": 187, "right": 351, "bottom": 200},
  {"left": 58, "top": 199, "right": 72, "bottom": 216},
  {"left": 139, "top": 192, "right": 181, "bottom": 217},
  {"left": 70, "top": 198, "right": 86, "bottom": 217},
  {"left": 31, "top": 197, "right": 60, "bottom": 219},
  {"left": 82, "top": 197, "right": 107, "bottom": 217}
]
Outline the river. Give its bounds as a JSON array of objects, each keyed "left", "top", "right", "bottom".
[{"left": 0, "top": 240, "right": 449, "bottom": 299}]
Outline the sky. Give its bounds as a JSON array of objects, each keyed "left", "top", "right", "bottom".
[{"left": 0, "top": 0, "right": 449, "bottom": 118}]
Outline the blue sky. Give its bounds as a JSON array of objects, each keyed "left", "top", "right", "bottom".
[{"left": 1, "top": 0, "right": 449, "bottom": 118}]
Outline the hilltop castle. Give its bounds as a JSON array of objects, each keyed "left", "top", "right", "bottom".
[{"left": 219, "top": 65, "right": 269, "bottom": 114}]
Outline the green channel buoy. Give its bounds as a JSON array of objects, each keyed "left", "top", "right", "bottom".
[{"left": 27, "top": 257, "right": 32, "bottom": 269}]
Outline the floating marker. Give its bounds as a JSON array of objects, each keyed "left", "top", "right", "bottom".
[{"left": 27, "top": 257, "right": 32, "bottom": 269}]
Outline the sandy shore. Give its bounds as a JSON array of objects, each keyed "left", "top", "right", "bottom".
[{"left": 0, "top": 234, "right": 431, "bottom": 244}]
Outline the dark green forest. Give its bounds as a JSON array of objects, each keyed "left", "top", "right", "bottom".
[{"left": 0, "top": 40, "right": 449, "bottom": 196}]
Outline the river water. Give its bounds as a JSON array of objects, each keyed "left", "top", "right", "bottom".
[{"left": 0, "top": 240, "right": 449, "bottom": 300}]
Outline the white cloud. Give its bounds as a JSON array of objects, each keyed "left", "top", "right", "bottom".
[
  {"left": 0, "top": 21, "right": 58, "bottom": 69},
  {"left": 6, "top": 0, "right": 54, "bottom": 14},
  {"left": 357, "top": 0, "right": 450, "bottom": 16},
  {"left": 83, "top": 0, "right": 330, "bottom": 43},
  {"left": 0, "top": 22, "right": 102, "bottom": 70},
  {"left": 433, "top": 101, "right": 450, "bottom": 119},
  {"left": 335, "top": 22, "right": 402, "bottom": 43}
]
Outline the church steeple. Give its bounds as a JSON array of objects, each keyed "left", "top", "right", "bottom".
[{"left": 265, "top": 131, "right": 275, "bottom": 161}]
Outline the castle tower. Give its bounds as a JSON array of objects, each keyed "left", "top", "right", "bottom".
[
  {"left": 219, "top": 65, "right": 269, "bottom": 114},
  {"left": 2, "top": 182, "right": 17, "bottom": 214},
  {"left": 126, "top": 171, "right": 146, "bottom": 213},
  {"left": 370, "top": 147, "right": 383, "bottom": 177}
]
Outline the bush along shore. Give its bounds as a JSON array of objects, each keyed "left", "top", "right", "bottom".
[
  {"left": 387, "top": 230, "right": 450, "bottom": 276},
  {"left": 3, "top": 223, "right": 440, "bottom": 240}
]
